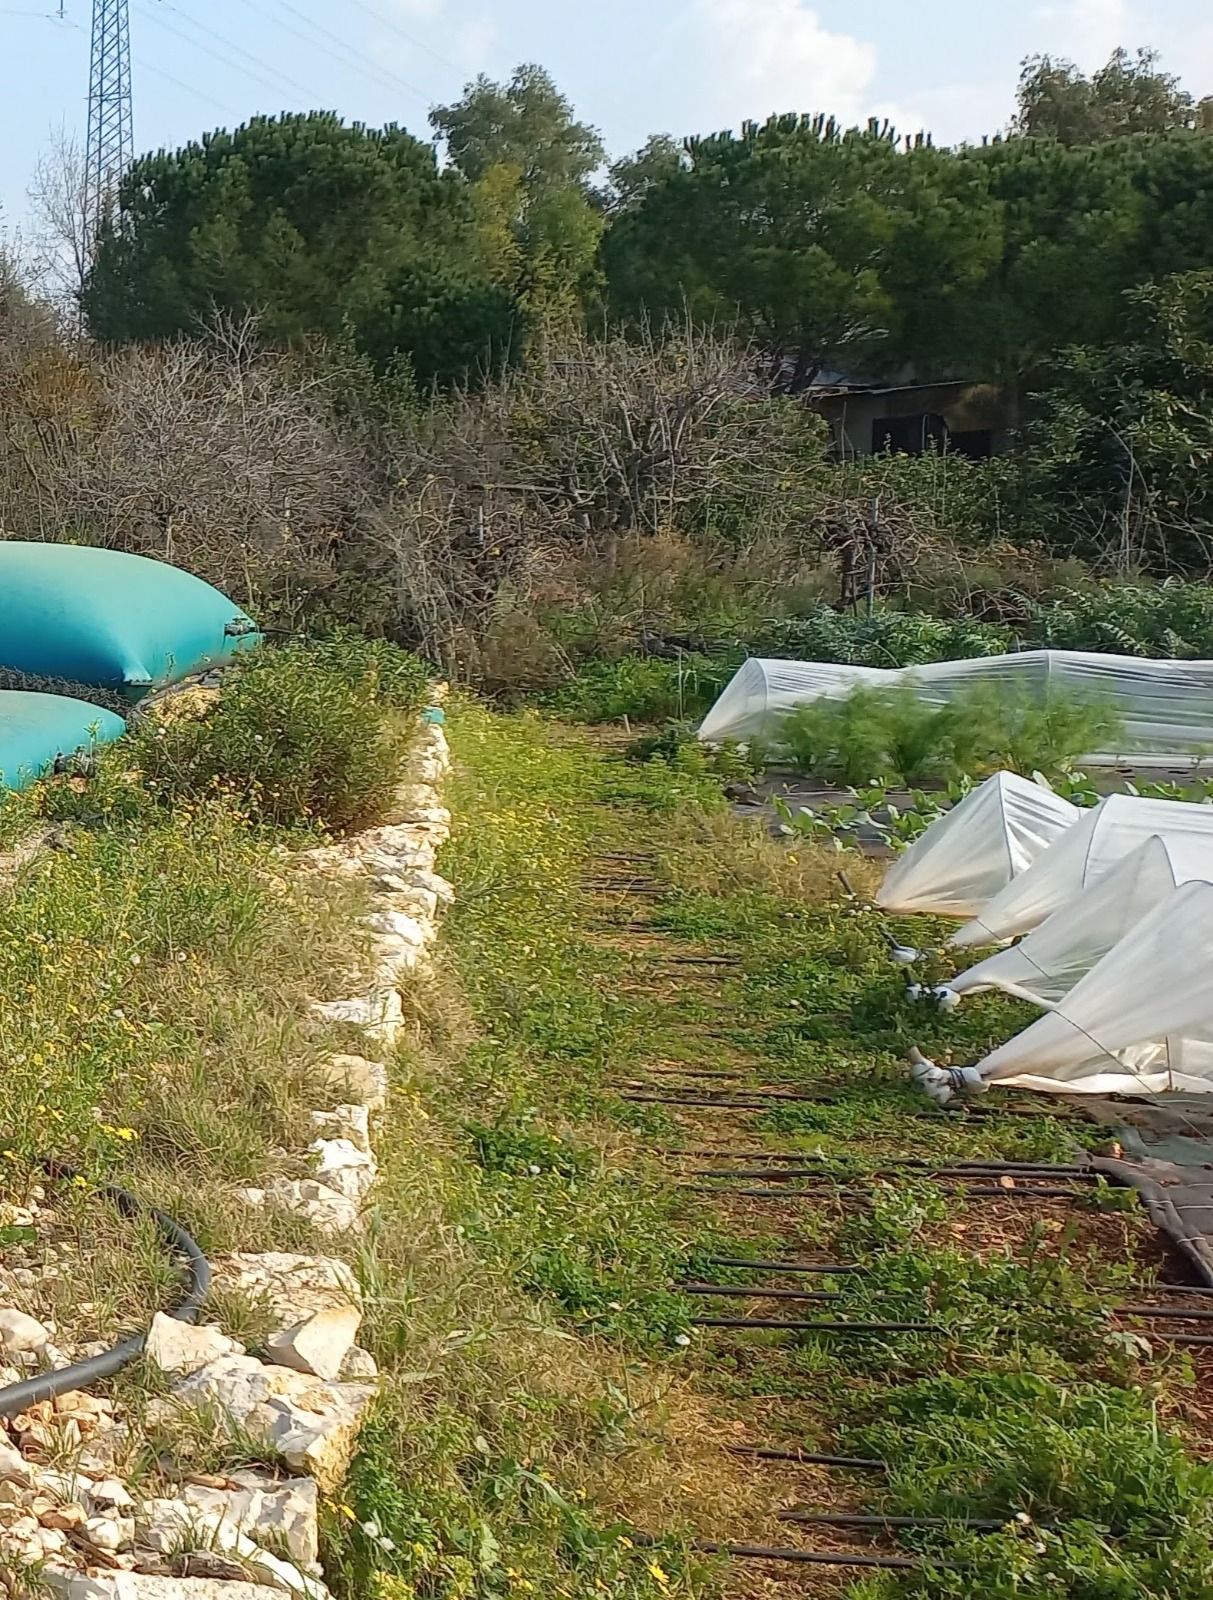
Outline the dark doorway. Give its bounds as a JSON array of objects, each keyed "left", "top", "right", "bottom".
[
  {"left": 873, "top": 412, "right": 947, "bottom": 454},
  {"left": 947, "top": 428, "right": 995, "bottom": 460}
]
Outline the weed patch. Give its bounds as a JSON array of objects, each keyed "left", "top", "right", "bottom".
[{"left": 130, "top": 633, "right": 430, "bottom": 831}]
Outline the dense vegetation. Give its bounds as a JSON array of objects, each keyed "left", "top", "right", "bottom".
[{"left": 7, "top": 46, "right": 1213, "bottom": 693}]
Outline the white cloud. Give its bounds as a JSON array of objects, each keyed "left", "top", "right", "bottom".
[
  {"left": 693, "top": 0, "right": 878, "bottom": 129},
  {"left": 1034, "top": 0, "right": 1134, "bottom": 70}
]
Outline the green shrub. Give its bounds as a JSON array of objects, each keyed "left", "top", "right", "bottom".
[
  {"left": 752, "top": 611, "right": 1013, "bottom": 667},
  {"left": 774, "top": 683, "right": 1122, "bottom": 785},
  {"left": 131, "top": 634, "right": 429, "bottom": 832},
  {"left": 542, "top": 653, "right": 736, "bottom": 723},
  {"left": 1027, "top": 581, "right": 1213, "bottom": 658}
]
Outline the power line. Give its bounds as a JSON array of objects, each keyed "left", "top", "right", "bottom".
[
  {"left": 239, "top": 0, "right": 434, "bottom": 115},
  {"left": 132, "top": 49, "right": 243, "bottom": 117},
  {"left": 36, "top": 6, "right": 243, "bottom": 121},
  {"left": 341, "top": 0, "right": 463, "bottom": 76},
  {"left": 133, "top": 0, "right": 330, "bottom": 110}
]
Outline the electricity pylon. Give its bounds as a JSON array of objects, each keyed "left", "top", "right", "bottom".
[{"left": 85, "top": 0, "right": 133, "bottom": 229}]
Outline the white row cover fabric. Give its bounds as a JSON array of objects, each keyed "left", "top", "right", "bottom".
[
  {"left": 876, "top": 772, "right": 1079, "bottom": 917},
  {"left": 951, "top": 833, "right": 1213, "bottom": 1003},
  {"left": 698, "top": 650, "right": 1213, "bottom": 766},
  {"left": 949, "top": 794, "right": 1213, "bottom": 949},
  {"left": 971, "top": 880, "right": 1213, "bottom": 1096}
]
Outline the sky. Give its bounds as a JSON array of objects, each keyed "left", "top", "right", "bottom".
[{"left": 2, "top": 0, "right": 1213, "bottom": 239}]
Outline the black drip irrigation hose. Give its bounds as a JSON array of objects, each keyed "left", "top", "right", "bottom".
[
  {"left": 0, "top": 1162, "right": 210, "bottom": 1419},
  {"left": 672, "top": 1147, "right": 1094, "bottom": 1172},
  {"left": 682, "top": 1284, "right": 842, "bottom": 1302},
  {"left": 688, "top": 1164, "right": 1098, "bottom": 1183},
  {"left": 702, "top": 1256, "right": 865, "bottom": 1275},
  {"left": 685, "top": 1183, "right": 1090, "bottom": 1200},
  {"left": 726, "top": 1445, "right": 883, "bottom": 1469},
  {"left": 691, "top": 1316, "right": 939, "bottom": 1334},
  {"left": 780, "top": 1511, "right": 1007, "bottom": 1531},
  {"left": 684, "top": 1540, "right": 940, "bottom": 1570}
]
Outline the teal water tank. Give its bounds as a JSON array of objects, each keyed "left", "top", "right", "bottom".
[
  {"left": 0, "top": 543, "right": 260, "bottom": 698},
  {"left": 0, "top": 691, "right": 126, "bottom": 792}
]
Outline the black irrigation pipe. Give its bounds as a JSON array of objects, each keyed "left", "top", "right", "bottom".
[
  {"left": 672, "top": 1147, "right": 1094, "bottom": 1172},
  {"left": 685, "top": 1184, "right": 1090, "bottom": 1200},
  {"left": 779, "top": 1511, "right": 1007, "bottom": 1531},
  {"left": 726, "top": 1445, "right": 883, "bottom": 1469},
  {"left": 688, "top": 1165, "right": 1098, "bottom": 1183},
  {"left": 651, "top": 955, "right": 742, "bottom": 968},
  {"left": 620, "top": 1083, "right": 832, "bottom": 1102},
  {"left": 691, "top": 1316, "right": 939, "bottom": 1334},
  {"left": 1124, "top": 1283, "right": 1213, "bottom": 1297},
  {"left": 648, "top": 1068, "right": 766, "bottom": 1080},
  {"left": 682, "top": 1540, "right": 940, "bottom": 1570},
  {"left": 620, "top": 1091, "right": 841, "bottom": 1109},
  {"left": 0, "top": 1161, "right": 210, "bottom": 1418},
  {"left": 682, "top": 1284, "right": 842, "bottom": 1302},
  {"left": 623, "top": 1089, "right": 1085, "bottom": 1120},
  {"left": 1115, "top": 1304, "right": 1213, "bottom": 1321},
  {"left": 703, "top": 1256, "right": 865, "bottom": 1275}
]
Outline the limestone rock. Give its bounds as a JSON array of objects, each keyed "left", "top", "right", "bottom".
[
  {"left": 308, "top": 1139, "right": 376, "bottom": 1202},
  {"left": 0, "top": 1435, "right": 35, "bottom": 1487},
  {"left": 137, "top": 1489, "right": 328, "bottom": 1595},
  {"left": 364, "top": 909, "right": 428, "bottom": 945},
  {"left": 265, "top": 1306, "right": 362, "bottom": 1382},
  {"left": 0, "top": 1307, "right": 49, "bottom": 1352},
  {"left": 45, "top": 1577, "right": 291, "bottom": 1599},
  {"left": 338, "top": 1346, "right": 378, "bottom": 1381},
  {"left": 209, "top": 1254, "right": 361, "bottom": 1328},
  {"left": 82, "top": 1513, "right": 128, "bottom": 1551},
  {"left": 370, "top": 938, "right": 421, "bottom": 983},
  {"left": 379, "top": 882, "right": 439, "bottom": 920},
  {"left": 316, "top": 1055, "right": 387, "bottom": 1110},
  {"left": 263, "top": 1179, "right": 362, "bottom": 1235},
  {"left": 308, "top": 1104, "right": 370, "bottom": 1153},
  {"left": 89, "top": 1479, "right": 135, "bottom": 1512},
  {"left": 170, "top": 1355, "right": 376, "bottom": 1490},
  {"left": 261, "top": 1390, "right": 375, "bottom": 1491},
  {"left": 311, "top": 988, "right": 403, "bottom": 1046},
  {"left": 145, "top": 1315, "right": 243, "bottom": 1377},
  {"left": 406, "top": 867, "right": 454, "bottom": 905},
  {"left": 195, "top": 1472, "right": 320, "bottom": 1569}
]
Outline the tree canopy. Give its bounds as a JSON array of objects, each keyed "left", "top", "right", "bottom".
[
  {"left": 603, "top": 112, "right": 1213, "bottom": 389},
  {"left": 432, "top": 65, "right": 606, "bottom": 333},
  {"left": 81, "top": 112, "right": 520, "bottom": 387},
  {"left": 431, "top": 63, "right": 604, "bottom": 189},
  {"left": 1014, "top": 48, "right": 1211, "bottom": 144}
]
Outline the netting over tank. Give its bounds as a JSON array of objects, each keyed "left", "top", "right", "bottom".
[
  {"left": 949, "top": 794, "right": 1213, "bottom": 949},
  {"left": 950, "top": 833, "right": 1213, "bottom": 1004},
  {"left": 875, "top": 771, "right": 1079, "bottom": 918},
  {"left": 969, "top": 880, "right": 1213, "bottom": 1096},
  {"left": 698, "top": 651, "right": 1213, "bottom": 766}
]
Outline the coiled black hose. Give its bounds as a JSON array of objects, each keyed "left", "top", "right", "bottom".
[{"left": 0, "top": 1163, "right": 211, "bottom": 1419}]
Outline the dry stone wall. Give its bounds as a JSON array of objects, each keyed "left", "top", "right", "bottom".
[{"left": 0, "top": 712, "right": 453, "bottom": 1599}]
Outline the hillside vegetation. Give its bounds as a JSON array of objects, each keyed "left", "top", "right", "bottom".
[{"left": 3, "top": 46, "right": 1213, "bottom": 703}]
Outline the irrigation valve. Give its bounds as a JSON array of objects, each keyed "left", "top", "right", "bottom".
[
  {"left": 882, "top": 929, "right": 921, "bottom": 965},
  {"left": 907, "top": 1046, "right": 989, "bottom": 1105},
  {"left": 905, "top": 982, "right": 962, "bottom": 1013}
]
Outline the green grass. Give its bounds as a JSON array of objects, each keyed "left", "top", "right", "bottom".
[{"left": 327, "top": 705, "right": 1213, "bottom": 1600}]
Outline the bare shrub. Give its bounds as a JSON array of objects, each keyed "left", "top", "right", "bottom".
[
  {"left": 372, "top": 322, "right": 826, "bottom": 671},
  {"left": 0, "top": 315, "right": 370, "bottom": 620}
]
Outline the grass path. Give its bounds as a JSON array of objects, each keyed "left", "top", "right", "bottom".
[{"left": 341, "top": 705, "right": 1213, "bottom": 1600}]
